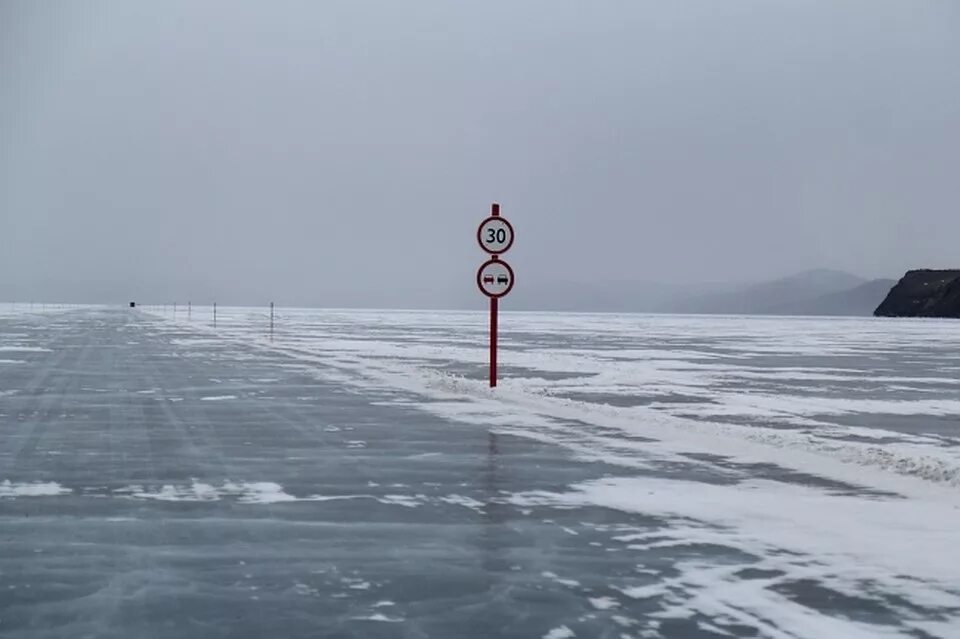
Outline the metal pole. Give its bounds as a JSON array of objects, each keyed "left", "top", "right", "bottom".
[
  {"left": 270, "top": 302, "right": 274, "bottom": 339},
  {"left": 188, "top": 301, "right": 191, "bottom": 319},
  {"left": 490, "top": 297, "right": 498, "bottom": 387},
  {"left": 489, "top": 202, "right": 500, "bottom": 388},
  {"left": 213, "top": 302, "right": 217, "bottom": 327}
]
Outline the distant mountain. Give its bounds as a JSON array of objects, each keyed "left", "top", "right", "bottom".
[
  {"left": 875, "top": 270, "right": 960, "bottom": 318},
  {"left": 507, "top": 280, "right": 671, "bottom": 312},
  {"left": 667, "top": 269, "right": 869, "bottom": 315},
  {"left": 764, "top": 278, "right": 896, "bottom": 316},
  {"left": 506, "top": 279, "right": 741, "bottom": 313},
  {"left": 511, "top": 269, "right": 893, "bottom": 316}
]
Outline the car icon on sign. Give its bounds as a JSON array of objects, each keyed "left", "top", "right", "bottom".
[
  {"left": 497, "top": 275, "right": 509, "bottom": 284},
  {"left": 483, "top": 275, "right": 495, "bottom": 284}
]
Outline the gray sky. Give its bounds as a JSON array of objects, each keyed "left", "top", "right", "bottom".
[{"left": 2, "top": 0, "right": 958, "bottom": 307}]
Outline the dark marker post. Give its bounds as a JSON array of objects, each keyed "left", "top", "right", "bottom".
[
  {"left": 475, "top": 202, "right": 516, "bottom": 388},
  {"left": 490, "top": 205, "right": 499, "bottom": 387},
  {"left": 270, "top": 302, "right": 274, "bottom": 339},
  {"left": 213, "top": 302, "right": 217, "bottom": 327}
]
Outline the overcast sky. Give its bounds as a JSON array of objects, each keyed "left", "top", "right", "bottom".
[{"left": 2, "top": 0, "right": 958, "bottom": 307}]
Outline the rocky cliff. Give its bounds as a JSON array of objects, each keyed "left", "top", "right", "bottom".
[{"left": 874, "top": 270, "right": 960, "bottom": 318}]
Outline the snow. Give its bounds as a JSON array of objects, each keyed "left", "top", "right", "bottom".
[
  {"left": 589, "top": 596, "right": 620, "bottom": 610},
  {"left": 343, "top": 578, "right": 372, "bottom": 590},
  {"left": 229, "top": 481, "right": 299, "bottom": 503},
  {"left": 614, "top": 584, "right": 667, "bottom": 600},
  {"left": 111, "top": 481, "right": 301, "bottom": 503},
  {"left": 511, "top": 476, "right": 960, "bottom": 582},
  {"left": 508, "top": 476, "right": 960, "bottom": 636},
  {"left": 541, "top": 571, "right": 581, "bottom": 588},
  {"left": 543, "top": 626, "right": 575, "bottom": 639},
  {"left": 377, "top": 494, "right": 423, "bottom": 508},
  {"left": 0, "top": 480, "right": 71, "bottom": 497},
  {"left": 352, "top": 613, "right": 404, "bottom": 622},
  {"left": 438, "top": 494, "right": 485, "bottom": 511}
]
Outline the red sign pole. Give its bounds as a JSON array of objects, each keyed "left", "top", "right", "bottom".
[
  {"left": 490, "top": 296, "right": 498, "bottom": 387},
  {"left": 490, "top": 202, "right": 500, "bottom": 387}
]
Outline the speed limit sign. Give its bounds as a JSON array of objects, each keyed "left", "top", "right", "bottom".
[{"left": 477, "top": 216, "right": 514, "bottom": 255}]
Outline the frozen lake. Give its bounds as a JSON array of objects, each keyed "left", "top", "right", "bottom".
[{"left": 0, "top": 306, "right": 958, "bottom": 638}]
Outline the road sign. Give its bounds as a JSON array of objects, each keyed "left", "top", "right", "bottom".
[
  {"left": 477, "top": 216, "right": 514, "bottom": 255},
  {"left": 478, "top": 202, "right": 515, "bottom": 388},
  {"left": 477, "top": 258, "right": 515, "bottom": 298}
]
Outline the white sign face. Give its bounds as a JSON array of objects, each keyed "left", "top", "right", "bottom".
[
  {"left": 477, "top": 259, "right": 515, "bottom": 298},
  {"left": 477, "top": 216, "right": 515, "bottom": 255}
]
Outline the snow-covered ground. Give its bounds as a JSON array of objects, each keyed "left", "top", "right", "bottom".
[{"left": 157, "top": 306, "right": 960, "bottom": 636}]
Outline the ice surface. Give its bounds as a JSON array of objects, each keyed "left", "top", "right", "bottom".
[
  {"left": 146, "top": 307, "right": 960, "bottom": 635},
  {"left": 3, "top": 306, "right": 957, "bottom": 638}
]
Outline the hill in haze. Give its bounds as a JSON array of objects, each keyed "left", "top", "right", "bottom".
[
  {"left": 668, "top": 270, "right": 896, "bottom": 316},
  {"left": 668, "top": 269, "right": 867, "bottom": 315},
  {"left": 517, "top": 269, "right": 895, "bottom": 316},
  {"left": 766, "top": 278, "right": 897, "bottom": 316}
]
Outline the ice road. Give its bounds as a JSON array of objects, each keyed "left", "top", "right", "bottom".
[{"left": 0, "top": 306, "right": 958, "bottom": 638}]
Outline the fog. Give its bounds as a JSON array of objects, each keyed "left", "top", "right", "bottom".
[{"left": 2, "top": 1, "right": 958, "bottom": 308}]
